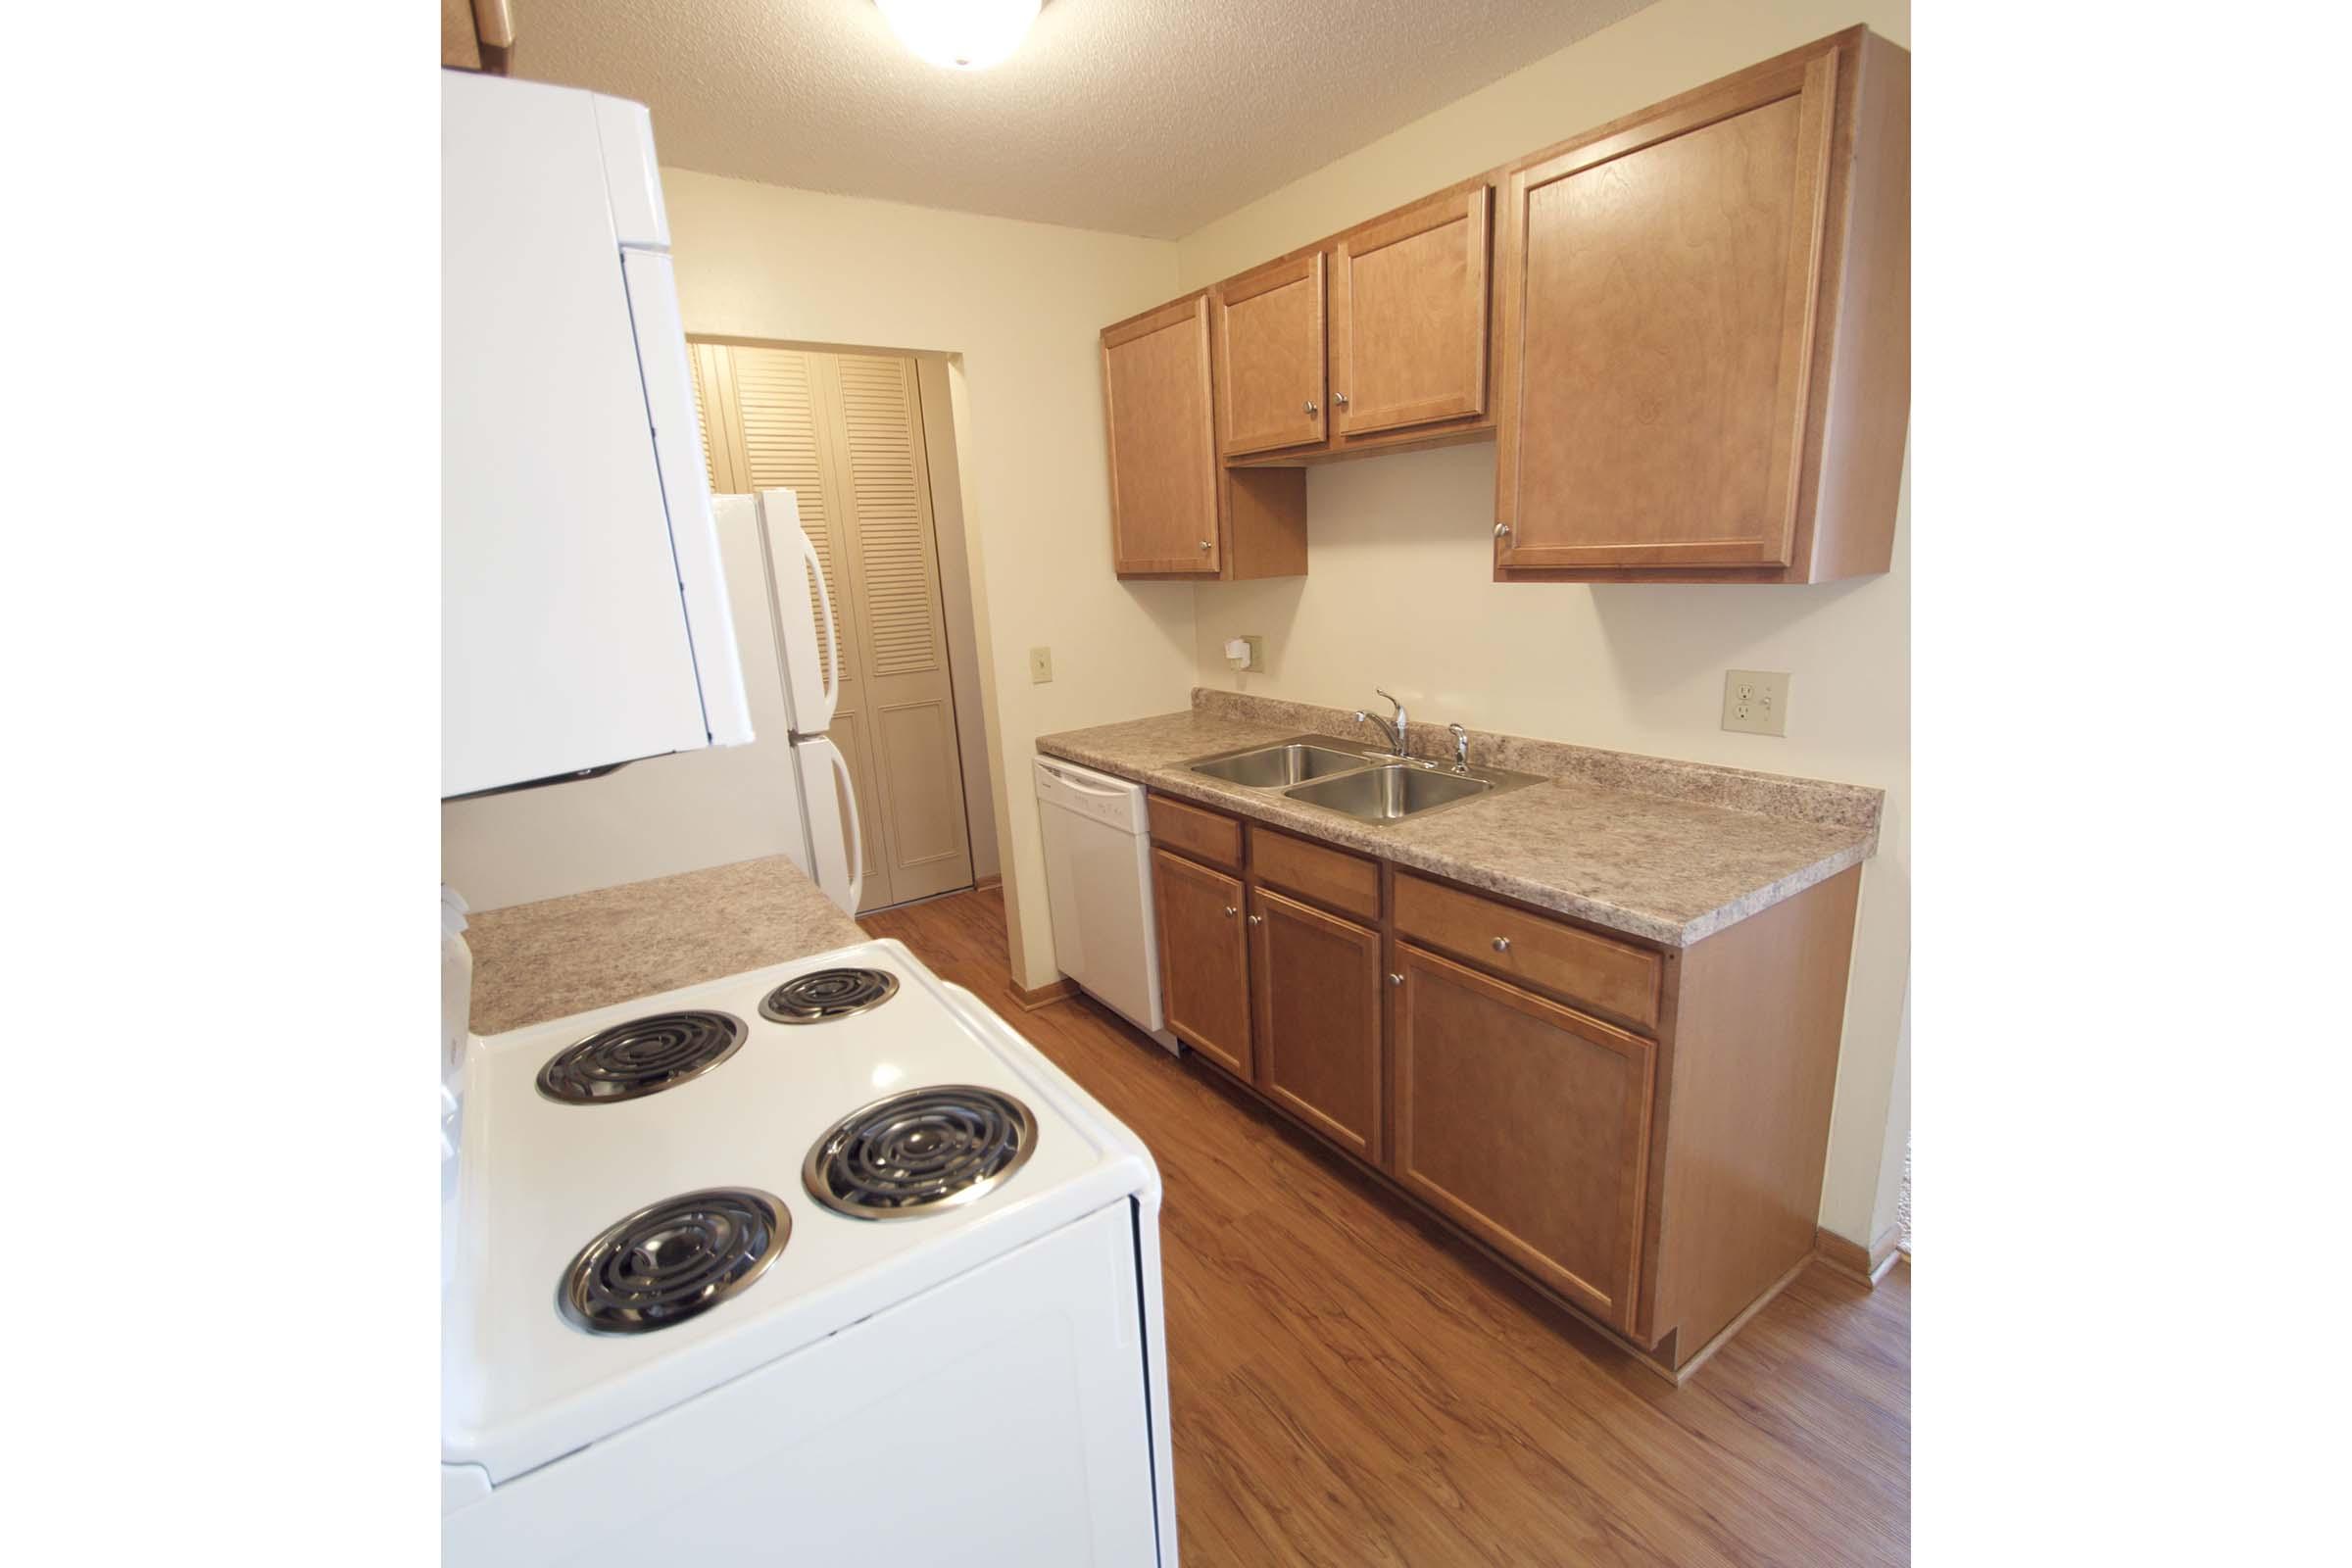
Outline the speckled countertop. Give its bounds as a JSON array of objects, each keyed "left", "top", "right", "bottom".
[
  {"left": 465, "top": 855, "right": 867, "bottom": 1035},
  {"left": 1037, "top": 693, "right": 1882, "bottom": 949}
]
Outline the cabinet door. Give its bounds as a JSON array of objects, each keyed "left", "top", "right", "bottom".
[
  {"left": 1102, "top": 297, "right": 1220, "bottom": 574},
  {"left": 1214, "top": 253, "right": 1326, "bottom": 457},
  {"left": 1330, "top": 186, "right": 1491, "bottom": 438},
  {"left": 1495, "top": 48, "right": 1838, "bottom": 570},
  {"left": 1249, "top": 887, "right": 1382, "bottom": 1159},
  {"left": 1152, "top": 849, "right": 1252, "bottom": 1077},
  {"left": 1392, "top": 943, "right": 1653, "bottom": 1330}
]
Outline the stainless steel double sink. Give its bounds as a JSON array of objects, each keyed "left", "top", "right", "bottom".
[{"left": 1183, "top": 734, "right": 1543, "bottom": 825}]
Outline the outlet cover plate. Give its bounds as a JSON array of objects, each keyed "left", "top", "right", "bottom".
[
  {"left": 1722, "top": 669, "right": 1789, "bottom": 736},
  {"left": 1028, "top": 646, "right": 1053, "bottom": 684}
]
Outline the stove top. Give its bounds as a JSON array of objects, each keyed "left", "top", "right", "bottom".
[
  {"left": 535, "top": 1010, "right": 748, "bottom": 1104},
  {"left": 561, "top": 1187, "right": 790, "bottom": 1335},
  {"left": 759, "top": 966, "right": 900, "bottom": 1024},
  {"left": 803, "top": 1085, "right": 1038, "bottom": 1220},
  {"left": 445, "top": 939, "right": 1157, "bottom": 1486}
]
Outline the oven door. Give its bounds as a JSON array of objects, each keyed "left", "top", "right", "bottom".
[{"left": 444, "top": 1201, "right": 1163, "bottom": 1566}]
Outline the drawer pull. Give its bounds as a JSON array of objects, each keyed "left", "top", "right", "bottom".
[{"left": 1493, "top": 936, "right": 1512, "bottom": 954}]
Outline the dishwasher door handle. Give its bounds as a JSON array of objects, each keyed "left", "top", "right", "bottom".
[{"left": 1040, "top": 762, "right": 1131, "bottom": 799}]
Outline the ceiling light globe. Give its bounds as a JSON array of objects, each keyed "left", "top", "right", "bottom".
[{"left": 875, "top": 0, "right": 1042, "bottom": 71}]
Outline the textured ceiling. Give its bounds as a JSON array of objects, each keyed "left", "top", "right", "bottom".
[{"left": 514, "top": 0, "right": 1658, "bottom": 238}]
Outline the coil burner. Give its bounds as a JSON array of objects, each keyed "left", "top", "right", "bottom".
[
  {"left": 803, "top": 1085, "right": 1037, "bottom": 1220},
  {"left": 535, "top": 1011, "right": 749, "bottom": 1104},
  {"left": 759, "top": 968, "right": 901, "bottom": 1025},
  {"left": 559, "top": 1187, "right": 790, "bottom": 1335}
]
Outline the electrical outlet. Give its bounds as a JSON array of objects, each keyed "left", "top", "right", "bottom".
[
  {"left": 1028, "top": 646, "right": 1054, "bottom": 684},
  {"left": 1721, "top": 669, "right": 1789, "bottom": 736}
]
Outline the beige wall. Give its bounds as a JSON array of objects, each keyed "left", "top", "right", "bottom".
[
  {"left": 913, "top": 355, "right": 999, "bottom": 885},
  {"left": 661, "top": 172, "right": 1190, "bottom": 982},
  {"left": 1172, "top": 0, "right": 1911, "bottom": 1244}
]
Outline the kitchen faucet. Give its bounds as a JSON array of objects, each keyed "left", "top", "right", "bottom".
[{"left": 1352, "top": 689, "right": 1410, "bottom": 758}]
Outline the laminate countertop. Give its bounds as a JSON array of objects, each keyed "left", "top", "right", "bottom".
[
  {"left": 1036, "top": 694, "right": 1884, "bottom": 950},
  {"left": 464, "top": 854, "right": 867, "bottom": 1035}
]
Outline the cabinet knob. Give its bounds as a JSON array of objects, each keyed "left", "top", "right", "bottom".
[
  {"left": 1492, "top": 936, "right": 1511, "bottom": 954},
  {"left": 1387, "top": 972, "right": 1402, "bottom": 987},
  {"left": 1304, "top": 400, "right": 1318, "bottom": 416},
  {"left": 1248, "top": 913, "right": 1263, "bottom": 926},
  {"left": 1223, "top": 905, "right": 1237, "bottom": 917},
  {"left": 1494, "top": 523, "right": 1512, "bottom": 540},
  {"left": 1199, "top": 539, "right": 1211, "bottom": 552},
  {"left": 1335, "top": 392, "right": 1349, "bottom": 407}
]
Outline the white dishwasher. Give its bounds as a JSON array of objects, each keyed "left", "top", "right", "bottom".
[{"left": 1033, "top": 756, "right": 1179, "bottom": 1054}]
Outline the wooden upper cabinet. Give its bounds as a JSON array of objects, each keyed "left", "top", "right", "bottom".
[
  {"left": 1102, "top": 296, "right": 1221, "bottom": 574},
  {"left": 1495, "top": 27, "right": 1909, "bottom": 581},
  {"left": 1214, "top": 254, "right": 1327, "bottom": 457},
  {"left": 1330, "top": 185, "right": 1491, "bottom": 440},
  {"left": 443, "top": 0, "right": 514, "bottom": 72},
  {"left": 1102, "top": 295, "right": 1308, "bottom": 580},
  {"left": 1096, "top": 26, "right": 1904, "bottom": 586}
]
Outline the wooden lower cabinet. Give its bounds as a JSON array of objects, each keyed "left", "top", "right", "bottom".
[
  {"left": 1248, "top": 887, "right": 1382, "bottom": 1160},
  {"left": 1151, "top": 847, "right": 1252, "bottom": 1077},
  {"left": 1141, "top": 786, "right": 1863, "bottom": 1377},
  {"left": 1391, "top": 943, "right": 1653, "bottom": 1332}
]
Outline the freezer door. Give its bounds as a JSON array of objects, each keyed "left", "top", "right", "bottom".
[
  {"left": 760, "top": 489, "right": 840, "bottom": 735},
  {"left": 793, "top": 734, "right": 863, "bottom": 915}
]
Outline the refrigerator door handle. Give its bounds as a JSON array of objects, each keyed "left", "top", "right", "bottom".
[
  {"left": 799, "top": 523, "right": 842, "bottom": 729},
  {"left": 828, "top": 741, "right": 863, "bottom": 914}
]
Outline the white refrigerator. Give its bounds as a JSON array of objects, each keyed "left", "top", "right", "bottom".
[{"left": 440, "top": 489, "right": 863, "bottom": 915}]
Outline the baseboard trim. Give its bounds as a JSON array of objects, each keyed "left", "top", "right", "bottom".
[
  {"left": 1009, "top": 976, "right": 1078, "bottom": 1010},
  {"left": 973, "top": 875, "right": 1003, "bottom": 892},
  {"left": 1816, "top": 1223, "right": 1904, "bottom": 1286}
]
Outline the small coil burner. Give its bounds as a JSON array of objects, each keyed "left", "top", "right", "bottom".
[
  {"left": 760, "top": 967, "right": 901, "bottom": 1025},
  {"left": 536, "top": 1010, "right": 749, "bottom": 1104},
  {"left": 803, "top": 1085, "right": 1038, "bottom": 1221},
  {"left": 560, "top": 1187, "right": 790, "bottom": 1335}
]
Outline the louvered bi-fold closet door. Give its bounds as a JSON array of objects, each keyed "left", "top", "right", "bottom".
[
  {"left": 688, "top": 343, "right": 974, "bottom": 911},
  {"left": 812, "top": 352, "right": 975, "bottom": 906}
]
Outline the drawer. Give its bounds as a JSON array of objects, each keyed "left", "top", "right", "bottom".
[
  {"left": 1393, "top": 872, "right": 1660, "bottom": 1033},
  {"left": 1249, "top": 824, "right": 1380, "bottom": 922},
  {"left": 1148, "top": 792, "right": 1244, "bottom": 872}
]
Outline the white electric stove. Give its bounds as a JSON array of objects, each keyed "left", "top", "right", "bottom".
[{"left": 440, "top": 935, "right": 1177, "bottom": 1565}]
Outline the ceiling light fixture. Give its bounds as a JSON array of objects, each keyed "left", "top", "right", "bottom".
[{"left": 875, "top": 0, "right": 1041, "bottom": 71}]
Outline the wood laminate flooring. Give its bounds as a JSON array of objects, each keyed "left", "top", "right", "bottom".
[{"left": 861, "top": 887, "right": 1909, "bottom": 1567}]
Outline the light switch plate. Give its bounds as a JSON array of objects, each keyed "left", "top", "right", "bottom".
[
  {"left": 1028, "top": 646, "right": 1053, "bottom": 684},
  {"left": 1722, "top": 669, "right": 1789, "bottom": 736}
]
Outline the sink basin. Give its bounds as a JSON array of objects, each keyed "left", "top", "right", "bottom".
[
  {"left": 1190, "top": 741, "right": 1373, "bottom": 789},
  {"left": 1178, "top": 733, "right": 1544, "bottom": 826},
  {"left": 1284, "top": 763, "right": 1492, "bottom": 822}
]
